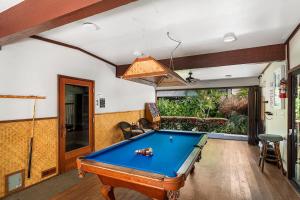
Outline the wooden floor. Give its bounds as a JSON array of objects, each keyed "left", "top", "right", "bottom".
[{"left": 52, "top": 139, "right": 300, "bottom": 200}]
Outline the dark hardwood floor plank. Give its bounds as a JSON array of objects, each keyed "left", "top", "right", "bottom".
[{"left": 52, "top": 139, "right": 299, "bottom": 200}]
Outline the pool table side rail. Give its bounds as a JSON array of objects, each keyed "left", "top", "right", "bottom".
[
  {"left": 77, "top": 157, "right": 185, "bottom": 191},
  {"left": 176, "top": 134, "right": 208, "bottom": 177},
  {"left": 77, "top": 158, "right": 164, "bottom": 180},
  {"left": 159, "top": 129, "right": 207, "bottom": 135}
]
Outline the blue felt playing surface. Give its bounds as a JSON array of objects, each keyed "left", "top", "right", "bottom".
[{"left": 85, "top": 130, "right": 204, "bottom": 177}]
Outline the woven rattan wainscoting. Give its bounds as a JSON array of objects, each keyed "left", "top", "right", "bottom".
[
  {"left": 0, "top": 110, "right": 144, "bottom": 198},
  {"left": 94, "top": 110, "right": 144, "bottom": 150},
  {"left": 0, "top": 118, "right": 58, "bottom": 198}
]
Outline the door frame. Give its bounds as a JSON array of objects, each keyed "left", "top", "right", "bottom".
[
  {"left": 58, "top": 75, "right": 95, "bottom": 173},
  {"left": 248, "top": 86, "right": 261, "bottom": 145},
  {"left": 287, "top": 65, "right": 300, "bottom": 191}
]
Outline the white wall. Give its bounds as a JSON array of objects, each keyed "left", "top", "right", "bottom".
[
  {"left": 260, "top": 61, "right": 288, "bottom": 169},
  {"left": 0, "top": 39, "right": 155, "bottom": 120},
  {"left": 290, "top": 28, "right": 300, "bottom": 69}
]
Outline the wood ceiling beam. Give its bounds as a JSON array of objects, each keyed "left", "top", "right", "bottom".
[
  {"left": 116, "top": 44, "right": 286, "bottom": 77},
  {"left": 285, "top": 23, "right": 300, "bottom": 44},
  {"left": 0, "top": 0, "right": 136, "bottom": 45},
  {"left": 31, "top": 35, "right": 117, "bottom": 67}
]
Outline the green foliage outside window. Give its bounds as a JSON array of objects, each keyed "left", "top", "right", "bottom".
[{"left": 157, "top": 88, "right": 249, "bottom": 135}]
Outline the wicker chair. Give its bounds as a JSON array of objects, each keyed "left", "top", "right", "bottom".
[
  {"left": 138, "top": 118, "right": 153, "bottom": 132},
  {"left": 118, "top": 121, "right": 143, "bottom": 140}
]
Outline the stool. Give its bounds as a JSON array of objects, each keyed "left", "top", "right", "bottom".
[{"left": 258, "top": 134, "right": 285, "bottom": 175}]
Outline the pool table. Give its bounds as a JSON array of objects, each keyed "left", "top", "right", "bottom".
[{"left": 77, "top": 130, "right": 207, "bottom": 200}]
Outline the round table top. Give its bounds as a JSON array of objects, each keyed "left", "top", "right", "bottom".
[{"left": 258, "top": 134, "right": 283, "bottom": 142}]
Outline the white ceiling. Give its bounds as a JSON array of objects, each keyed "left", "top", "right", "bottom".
[
  {"left": 0, "top": 0, "right": 23, "bottom": 13},
  {"left": 40, "top": 0, "right": 300, "bottom": 65},
  {"left": 176, "top": 63, "right": 267, "bottom": 81}
]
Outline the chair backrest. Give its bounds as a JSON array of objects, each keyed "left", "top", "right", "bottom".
[
  {"left": 138, "top": 118, "right": 152, "bottom": 129},
  {"left": 118, "top": 121, "right": 132, "bottom": 139}
]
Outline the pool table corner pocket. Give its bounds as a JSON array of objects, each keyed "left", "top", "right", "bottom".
[{"left": 163, "top": 174, "right": 185, "bottom": 190}]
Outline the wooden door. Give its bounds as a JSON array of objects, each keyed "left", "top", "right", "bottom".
[
  {"left": 248, "top": 86, "right": 260, "bottom": 145},
  {"left": 58, "top": 75, "right": 94, "bottom": 173}
]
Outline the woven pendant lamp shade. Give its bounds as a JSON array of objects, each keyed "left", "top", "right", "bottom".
[{"left": 121, "top": 56, "right": 187, "bottom": 87}]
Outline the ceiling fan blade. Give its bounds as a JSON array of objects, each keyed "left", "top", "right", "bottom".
[{"left": 186, "top": 71, "right": 200, "bottom": 83}]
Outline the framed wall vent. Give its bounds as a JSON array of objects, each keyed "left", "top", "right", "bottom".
[{"left": 5, "top": 169, "right": 25, "bottom": 194}]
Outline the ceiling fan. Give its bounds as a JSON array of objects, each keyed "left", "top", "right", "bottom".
[{"left": 186, "top": 71, "right": 201, "bottom": 83}]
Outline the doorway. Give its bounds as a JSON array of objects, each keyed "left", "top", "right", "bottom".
[
  {"left": 290, "top": 70, "right": 300, "bottom": 188},
  {"left": 58, "top": 75, "right": 94, "bottom": 173}
]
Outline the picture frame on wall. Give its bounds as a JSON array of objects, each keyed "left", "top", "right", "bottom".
[{"left": 273, "top": 67, "right": 281, "bottom": 108}]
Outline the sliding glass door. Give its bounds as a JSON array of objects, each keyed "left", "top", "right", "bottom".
[{"left": 291, "top": 71, "right": 300, "bottom": 186}]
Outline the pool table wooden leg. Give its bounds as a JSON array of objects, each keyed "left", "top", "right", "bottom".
[
  {"left": 190, "top": 165, "right": 195, "bottom": 174},
  {"left": 100, "top": 185, "right": 115, "bottom": 200},
  {"left": 196, "top": 151, "right": 202, "bottom": 162},
  {"left": 167, "top": 190, "right": 180, "bottom": 200}
]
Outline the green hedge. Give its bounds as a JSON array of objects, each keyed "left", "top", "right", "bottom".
[
  {"left": 161, "top": 115, "right": 248, "bottom": 135},
  {"left": 161, "top": 116, "right": 227, "bottom": 132}
]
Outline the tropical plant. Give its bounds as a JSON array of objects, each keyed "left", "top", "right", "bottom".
[
  {"left": 219, "top": 96, "right": 248, "bottom": 116},
  {"left": 236, "top": 88, "right": 249, "bottom": 98},
  {"left": 225, "top": 113, "right": 248, "bottom": 134},
  {"left": 157, "top": 89, "right": 226, "bottom": 118},
  {"left": 157, "top": 88, "right": 249, "bottom": 135}
]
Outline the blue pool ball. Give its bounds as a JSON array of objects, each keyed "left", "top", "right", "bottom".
[{"left": 169, "top": 136, "right": 173, "bottom": 140}]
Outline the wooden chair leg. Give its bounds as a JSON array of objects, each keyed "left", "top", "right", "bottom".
[
  {"left": 258, "top": 144, "right": 263, "bottom": 167},
  {"left": 190, "top": 165, "right": 195, "bottom": 174},
  {"left": 274, "top": 142, "right": 280, "bottom": 169},
  {"left": 274, "top": 142, "right": 285, "bottom": 175},
  {"left": 261, "top": 142, "right": 267, "bottom": 172}
]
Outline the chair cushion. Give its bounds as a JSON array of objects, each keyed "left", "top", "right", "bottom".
[
  {"left": 132, "top": 130, "right": 143, "bottom": 134},
  {"left": 258, "top": 134, "right": 283, "bottom": 142}
]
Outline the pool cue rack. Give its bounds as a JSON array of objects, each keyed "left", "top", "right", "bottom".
[
  {"left": 145, "top": 103, "right": 161, "bottom": 129},
  {"left": 0, "top": 94, "right": 46, "bottom": 179},
  {"left": 0, "top": 95, "right": 46, "bottom": 99}
]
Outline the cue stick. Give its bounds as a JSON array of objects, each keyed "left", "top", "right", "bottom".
[{"left": 27, "top": 98, "right": 37, "bottom": 179}]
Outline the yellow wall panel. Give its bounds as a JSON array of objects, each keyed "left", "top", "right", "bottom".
[
  {"left": 95, "top": 110, "right": 144, "bottom": 150},
  {"left": 0, "top": 118, "right": 58, "bottom": 197},
  {"left": 0, "top": 110, "right": 144, "bottom": 198}
]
